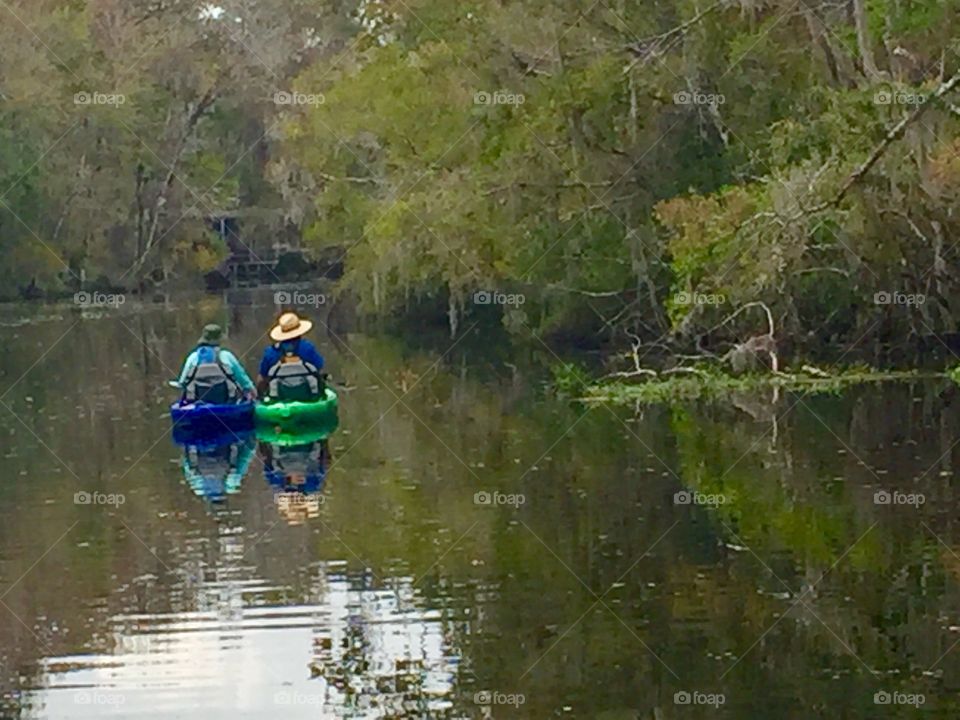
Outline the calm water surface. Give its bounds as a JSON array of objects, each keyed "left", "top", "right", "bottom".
[{"left": 2, "top": 294, "right": 960, "bottom": 718}]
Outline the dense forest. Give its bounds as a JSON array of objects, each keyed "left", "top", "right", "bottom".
[{"left": 3, "top": 0, "right": 960, "bottom": 365}]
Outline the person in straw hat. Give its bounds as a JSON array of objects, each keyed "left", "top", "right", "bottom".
[{"left": 257, "top": 312, "right": 326, "bottom": 401}]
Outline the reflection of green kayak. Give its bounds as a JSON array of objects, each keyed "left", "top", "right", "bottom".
[
  {"left": 254, "top": 387, "right": 339, "bottom": 436},
  {"left": 255, "top": 424, "right": 337, "bottom": 446}
]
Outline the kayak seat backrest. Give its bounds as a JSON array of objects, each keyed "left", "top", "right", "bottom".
[
  {"left": 268, "top": 355, "right": 321, "bottom": 402},
  {"left": 275, "top": 447, "right": 317, "bottom": 473},
  {"left": 189, "top": 444, "right": 239, "bottom": 477},
  {"left": 185, "top": 346, "right": 239, "bottom": 404},
  {"left": 191, "top": 365, "right": 232, "bottom": 404}
]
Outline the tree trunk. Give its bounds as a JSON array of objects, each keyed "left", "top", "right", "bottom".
[
  {"left": 135, "top": 161, "right": 146, "bottom": 262},
  {"left": 128, "top": 87, "right": 219, "bottom": 279},
  {"left": 803, "top": 5, "right": 842, "bottom": 87},
  {"left": 852, "top": 0, "right": 883, "bottom": 81}
]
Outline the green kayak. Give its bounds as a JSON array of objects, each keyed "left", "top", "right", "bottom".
[{"left": 254, "top": 387, "right": 339, "bottom": 436}]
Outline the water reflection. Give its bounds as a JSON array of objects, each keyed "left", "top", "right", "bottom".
[
  {"left": 27, "top": 563, "right": 459, "bottom": 719},
  {"left": 13, "top": 296, "right": 960, "bottom": 717},
  {"left": 176, "top": 431, "right": 256, "bottom": 506},
  {"left": 258, "top": 437, "right": 329, "bottom": 525}
]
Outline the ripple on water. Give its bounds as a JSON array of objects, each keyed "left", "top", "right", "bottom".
[{"left": 23, "top": 565, "right": 462, "bottom": 719}]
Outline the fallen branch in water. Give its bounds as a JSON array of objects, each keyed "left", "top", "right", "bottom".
[{"left": 316, "top": 171, "right": 384, "bottom": 186}]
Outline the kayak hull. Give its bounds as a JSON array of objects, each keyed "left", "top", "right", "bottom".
[
  {"left": 172, "top": 424, "right": 254, "bottom": 449},
  {"left": 254, "top": 388, "right": 339, "bottom": 438},
  {"left": 170, "top": 400, "right": 255, "bottom": 438},
  {"left": 255, "top": 425, "right": 336, "bottom": 447}
]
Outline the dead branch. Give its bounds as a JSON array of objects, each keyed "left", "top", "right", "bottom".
[
  {"left": 660, "top": 366, "right": 711, "bottom": 377},
  {"left": 316, "top": 171, "right": 384, "bottom": 186},
  {"left": 879, "top": 208, "right": 928, "bottom": 243},
  {"left": 547, "top": 283, "right": 627, "bottom": 298},
  {"left": 714, "top": 302, "right": 780, "bottom": 374},
  {"left": 807, "top": 68, "right": 960, "bottom": 213},
  {"left": 712, "top": 301, "right": 776, "bottom": 338},
  {"left": 622, "top": 1, "right": 724, "bottom": 73}
]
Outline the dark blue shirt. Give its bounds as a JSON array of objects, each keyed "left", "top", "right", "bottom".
[{"left": 259, "top": 338, "right": 325, "bottom": 377}]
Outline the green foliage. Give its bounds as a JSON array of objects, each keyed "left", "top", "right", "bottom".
[
  {"left": 550, "top": 361, "right": 592, "bottom": 397},
  {"left": 4, "top": 0, "right": 960, "bottom": 362}
]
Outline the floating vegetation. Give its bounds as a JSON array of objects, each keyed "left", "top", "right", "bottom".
[{"left": 584, "top": 366, "right": 941, "bottom": 405}]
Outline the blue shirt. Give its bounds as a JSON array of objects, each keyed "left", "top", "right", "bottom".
[
  {"left": 177, "top": 344, "right": 255, "bottom": 391},
  {"left": 259, "top": 338, "right": 324, "bottom": 377}
]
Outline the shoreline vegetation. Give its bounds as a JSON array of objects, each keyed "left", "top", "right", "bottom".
[
  {"left": 582, "top": 366, "right": 947, "bottom": 405},
  {"left": 6, "top": 1, "right": 960, "bottom": 384}
]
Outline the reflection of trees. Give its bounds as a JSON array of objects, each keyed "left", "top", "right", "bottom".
[
  {"left": 30, "top": 559, "right": 461, "bottom": 718},
  {"left": 309, "top": 574, "right": 460, "bottom": 716},
  {"left": 660, "top": 385, "right": 960, "bottom": 713},
  {"left": 456, "top": 384, "right": 960, "bottom": 717}
]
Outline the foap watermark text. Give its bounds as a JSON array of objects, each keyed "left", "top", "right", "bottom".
[
  {"left": 674, "top": 690, "right": 725, "bottom": 707},
  {"left": 674, "top": 490, "right": 727, "bottom": 507},
  {"left": 75, "top": 91, "right": 125, "bottom": 106},
  {"left": 74, "top": 691, "right": 125, "bottom": 706},
  {"left": 674, "top": 291, "right": 726, "bottom": 306},
  {"left": 874, "top": 690, "right": 925, "bottom": 707},
  {"left": 274, "top": 690, "right": 323, "bottom": 706},
  {"left": 874, "top": 89, "right": 926, "bottom": 106},
  {"left": 274, "top": 91, "right": 325, "bottom": 106},
  {"left": 673, "top": 91, "right": 725, "bottom": 106},
  {"left": 474, "top": 491, "right": 525, "bottom": 508},
  {"left": 473, "top": 290, "right": 525, "bottom": 306},
  {"left": 474, "top": 90, "right": 525, "bottom": 106},
  {"left": 75, "top": 291, "right": 125, "bottom": 308},
  {"left": 874, "top": 291, "right": 924, "bottom": 306},
  {"left": 474, "top": 690, "right": 525, "bottom": 708},
  {"left": 275, "top": 290, "right": 326, "bottom": 307},
  {"left": 75, "top": 491, "right": 125, "bottom": 507},
  {"left": 874, "top": 490, "right": 924, "bottom": 507}
]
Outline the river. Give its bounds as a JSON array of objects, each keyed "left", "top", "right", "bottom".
[{"left": 1, "top": 293, "right": 959, "bottom": 718}]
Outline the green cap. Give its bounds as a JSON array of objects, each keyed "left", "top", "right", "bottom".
[{"left": 199, "top": 324, "right": 223, "bottom": 344}]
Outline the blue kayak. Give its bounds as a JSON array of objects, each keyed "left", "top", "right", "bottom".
[
  {"left": 172, "top": 422, "right": 254, "bottom": 449},
  {"left": 170, "top": 400, "right": 255, "bottom": 436}
]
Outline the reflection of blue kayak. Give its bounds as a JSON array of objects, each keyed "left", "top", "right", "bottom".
[
  {"left": 177, "top": 433, "right": 256, "bottom": 503},
  {"left": 172, "top": 423, "right": 253, "bottom": 449},
  {"left": 170, "top": 400, "right": 255, "bottom": 434}
]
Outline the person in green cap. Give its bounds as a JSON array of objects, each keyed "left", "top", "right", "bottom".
[{"left": 175, "top": 324, "right": 256, "bottom": 404}]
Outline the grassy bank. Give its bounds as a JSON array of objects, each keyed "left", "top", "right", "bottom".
[{"left": 582, "top": 366, "right": 944, "bottom": 405}]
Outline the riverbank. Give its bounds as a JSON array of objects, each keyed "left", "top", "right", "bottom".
[{"left": 582, "top": 366, "right": 948, "bottom": 404}]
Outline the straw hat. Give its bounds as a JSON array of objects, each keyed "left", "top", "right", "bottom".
[{"left": 270, "top": 312, "right": 313, "bottom": 342}]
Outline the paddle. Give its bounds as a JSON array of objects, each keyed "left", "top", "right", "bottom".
[{"left": 167, "top": 379, "right": 188, "bottom": 406}]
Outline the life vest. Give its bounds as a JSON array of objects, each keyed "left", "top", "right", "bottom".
[
  {"left": 266, "top": 350, "right": 321, "bottom": 402},
  {"left": 183, "top": 345, "right": 240, "bottom": 404}
]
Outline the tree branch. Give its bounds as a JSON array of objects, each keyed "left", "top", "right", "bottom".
[{"left": 807, "top": 69, "right": 960, "bottom": 213}]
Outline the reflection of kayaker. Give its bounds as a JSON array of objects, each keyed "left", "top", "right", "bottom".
[
  {"left": 257, "top": 313, "right": 325, "bottom": 402},
  {"left": 180, "top": 435, "right": 256, "bottom": 503},
  {"left": 258, "top": 439, "right": 329, "bottom": 524}
]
